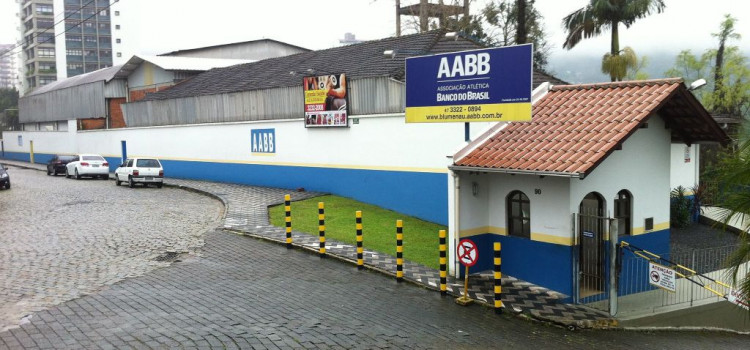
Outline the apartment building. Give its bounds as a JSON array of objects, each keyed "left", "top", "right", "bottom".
[
  {"left": 17, "top": 0, "right": 128, "bottom": 94},
  {"left": 0, "top": 44, "right": 19, "bottom": 89}
]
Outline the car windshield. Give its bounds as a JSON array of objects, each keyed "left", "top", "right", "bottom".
[
  {"left": 136, "top": 159, "right": 161, "bottom": 168},
  {"left": 82, "top": 156, "right": 105, "bottom": 161}
]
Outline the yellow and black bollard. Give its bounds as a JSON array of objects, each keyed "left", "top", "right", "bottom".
[
  {"left": 356, "top": 211, "right": 364, "bottom": 270},
  {"left": 284, "top": 194, "right": 292, "bottom": 249},
  {"left": 439, "top": 230, "right": 447, "bottom": 296},
  {"left": 494, "top": 242, "right": 503, "bottom": 314},
  {"left": 396, "top": 220, "right": 404, "bottom": 282},
  {"left": 318, "top": 202, "right": 326, "bottom": 258}
]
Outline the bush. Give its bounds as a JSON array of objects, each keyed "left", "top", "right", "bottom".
[{"left": 670, "top": 186, "right": 693, "bottom": 228}]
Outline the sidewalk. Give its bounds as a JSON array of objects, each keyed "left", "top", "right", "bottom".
[{"left": 1, "top": 159, "right": 615, "bottom": 329}]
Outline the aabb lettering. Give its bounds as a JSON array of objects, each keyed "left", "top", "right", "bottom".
[
  {"left": 251, "top": 129, "right": 275, "bottom": 153},
  {"left": 437, "top": 53, "right": 490, "bottom": 79}
]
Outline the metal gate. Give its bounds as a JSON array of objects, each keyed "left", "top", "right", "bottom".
[{"left": 574, "top": 193, "right": 610, "bottom": 311}]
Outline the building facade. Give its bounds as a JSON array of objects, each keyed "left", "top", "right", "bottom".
[
  {"left": 17, "top": 0, "right": 128, "bottom": 94},
  {"left": 0, "top": 44, "right": 19, "bottom": 90}
]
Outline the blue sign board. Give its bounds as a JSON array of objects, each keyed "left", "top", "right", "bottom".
[
  {"left": 405, "top": 44, "right": 532, "bottom": 123},
  {"left": 251, "top": 128, "right": 275, "bottom": 154}
]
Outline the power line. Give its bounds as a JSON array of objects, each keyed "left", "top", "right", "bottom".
[
  {"left": 0, "top": 0, "right": 97, "bottom": 59},
  {"left": 0, "top": 0, "right": 117, "bottom": 62}
]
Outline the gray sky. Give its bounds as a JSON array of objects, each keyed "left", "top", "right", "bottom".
[{"left": 1, "top": 0, "right": 748, "bottom": 60}]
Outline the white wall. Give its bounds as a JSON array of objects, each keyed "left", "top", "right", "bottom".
[
  {"left": 670, "top": 143, "right": 699, "bottom": 191},
  {"left": 458, "top": 172, "right": 572, "bottom": 243},
  {"left": 456, "top": 113, "right": 674, "bottom": 244},
  {"left": 570, "top": 114, "right": 672, "bottom": 234},
  {"left": 3, "top": 114, "right": 495, "bottom": 173}
]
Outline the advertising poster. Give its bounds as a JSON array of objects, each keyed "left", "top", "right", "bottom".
[
  {"left": 405, "top": 45, "right": 532, "bottom": 123},
  {"left": 303, "top": 73, "right": 348, "bottom": 128}
]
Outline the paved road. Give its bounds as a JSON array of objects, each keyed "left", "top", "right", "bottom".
[
  {"left": 1, "top": 165, "right": 749, "bottom": 349},
  {"left": 0, "top": 166, "right": 223, "bottom": 332}
]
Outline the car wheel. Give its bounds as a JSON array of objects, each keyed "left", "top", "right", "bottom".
[
  {"left": 47, "top": 167, "right": 51, "bottom": 176},
  {"left": 156, "top": 183, "right": 163, "bottom": 189},
  {"left": 5, "top": 182, "right": 9, "bottom": 189},
  {"left": 128, "top": 176, "right": 135, "bottom": 188},
  {"left": 65, "top": 168, "right": 70, "bottom": 178},
  {"left": 115, "top": 174, "right": 121, "bottom": 186},
  {"left": 75, "top": 168, "right": 81, "bottom": 180}
]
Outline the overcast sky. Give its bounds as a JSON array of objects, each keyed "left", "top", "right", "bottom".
[{"left": 1, "top": 0, "right": 748, "bottom": 60}]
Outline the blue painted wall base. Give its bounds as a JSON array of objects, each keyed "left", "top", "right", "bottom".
[{"left": 2, "top": 151, "right": 449, "bottom": 225}]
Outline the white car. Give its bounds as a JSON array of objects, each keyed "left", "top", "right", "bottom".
[
  {"left": 65, "top": 154, "right": 110, "bottom": 180},
  {"left": 114, "top": 158, "right": 164, "bottom": 188}
]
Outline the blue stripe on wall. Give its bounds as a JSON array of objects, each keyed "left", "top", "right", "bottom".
[
  {"left": 464, "top": 229, "right": 670, "bottom": 297},
  {"left": 618, "top": 229, "right": 671, "bottom": 295},
  {"left": 463, "top": 233, "right": 574, "bottom": 296},
  {"left": 160, "top": 159, "right": 449, "bottom": 225},
  {"left": 2, "top": 152, "right": 449, "bottom": 225}
]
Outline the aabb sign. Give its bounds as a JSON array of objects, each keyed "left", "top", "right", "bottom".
[{"left": 405, "top": 44, "right": 532, "bottom": 123}]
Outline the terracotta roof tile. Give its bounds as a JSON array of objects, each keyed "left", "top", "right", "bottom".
[{"left": 454, "top": 78, "right": 729, "bottom": 177}]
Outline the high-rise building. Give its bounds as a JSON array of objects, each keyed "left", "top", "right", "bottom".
[
  {"left": 16, "top": 0, "right": 128, "bottom": 95},
  {"left": 0, "top": 44, "right": 19, "bottom": 90}
]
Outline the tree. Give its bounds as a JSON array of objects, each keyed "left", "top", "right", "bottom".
[
  {"left": 483, "top": 0, "right": 551, "bottom": 71},
  {"left": 0, "top": 88, "right": 18, "bottom": 112},
  {"left": 670, "top": 15, "right": 750, "bottom": 309},
  {"left": 561, "top": 0, "right": 665, "bottom": 81},
  {"left": 626, "top": 54, "right": 650, "bottom": 81},
  {"left": 664, "top": 17, "right": 750, "bottom": 121},
  {"left": 715, "top": 127, "right": 750, "bottom": 312},
  {"left": 713, "top": 15, "right": 741, "bottom": 109}
]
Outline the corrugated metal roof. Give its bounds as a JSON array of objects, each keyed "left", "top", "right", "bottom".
[
  {"left": 140, "top": 31, "right": 567, "bottom": 102},
  {"left": 140, "top": 31, "right": 483, "bottom": 101},
  {"left": 158, "top": 38, "right": 310, "bottom": 56},
  {"left": 453, "top": 78, "right": 729, "bottom": 177},
  {"left": 113, "top": 55, "right": 253, "bottom": 79},
  {"left": 27, "top": 65, "right": 122, "bottom": 96}
]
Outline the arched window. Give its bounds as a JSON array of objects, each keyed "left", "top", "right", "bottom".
[
  {"left": 615, "top": 190, "right": 632, "bottom": 235},
  {"left": 507, "top": 191, "right": 530, "bottom": 238}
]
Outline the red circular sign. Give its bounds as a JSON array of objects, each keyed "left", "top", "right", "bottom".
[{"left": 457, "top": 239, "right": 479, "bottom": 267}]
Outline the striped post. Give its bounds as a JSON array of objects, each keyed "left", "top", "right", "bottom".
[
  {"left": 494, "top": 242, "right": 503, "bottom": 314},
  {"left": 439, "top": 230, "right": 447, "bottom": 296},
  {"left": 318, "top": 202, "right": 326, "bottom": 258},
  {"left": 396, "top": 220, "right": 404, "bottom": 282},
  {"left": 284, "top": 194, "right": 292, "bottom": 249},
  {"left": 356, "top": 211, "right": 364, "bottom": 270}
]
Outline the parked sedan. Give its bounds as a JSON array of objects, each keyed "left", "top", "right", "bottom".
[
  {"left": 114, "top": 158, "right": 164, "bottom": 188},
  {"left": 0, "top": 164, "right": 10, "bottom": 190},
  {"left": 65, "top": 154, "right": 110, "bottom": 180},
  {"left": 46, "top": 155, "right": 76, "bottom": 176}
]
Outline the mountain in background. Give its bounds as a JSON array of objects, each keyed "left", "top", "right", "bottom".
[{"left": 544, "top": 49, "right": 749, "bottom": 84}]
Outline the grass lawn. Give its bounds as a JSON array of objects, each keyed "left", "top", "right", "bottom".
[{"left": 269, "top": 195, "right": 447, "bottom": 270}]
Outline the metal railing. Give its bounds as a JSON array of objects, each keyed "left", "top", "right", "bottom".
[{"left": 617, "top": 244, "right": 746, "bottom": 315}]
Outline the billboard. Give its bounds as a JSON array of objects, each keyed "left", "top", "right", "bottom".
[
  {"left": 304, "top": 73, "right": 348, "bottom": 128},
  {"left": 405, "top": 44, "right": 532, "bottom": 123}
]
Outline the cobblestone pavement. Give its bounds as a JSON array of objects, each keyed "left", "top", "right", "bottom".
[
  {"left": 2, "top": 229, "right": 749, "bottom": 349},
  {"left": 0, "top": 165, "right": 223, "bottom": 332},
  {"left": 1, "top": 160, "right": 749, "bottom": 348},
  {"left": 162, "top": 176, "right": 612, "bottom": 327}
]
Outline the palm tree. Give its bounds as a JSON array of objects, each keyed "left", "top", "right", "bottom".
[
  {"left": 716, "top": 128, "right": 750, "bottom": 311},
  {"left": 561, "top": 0, "right": 665, "bottom": 81}
]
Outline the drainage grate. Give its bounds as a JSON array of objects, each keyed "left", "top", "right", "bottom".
[{"left": 153, "top": 251, "right": 180, "bottom": 262}]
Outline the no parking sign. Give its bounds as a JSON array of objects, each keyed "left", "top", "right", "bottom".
[{"left": 457, "top": 238, "right": 478, "bottom": 267}]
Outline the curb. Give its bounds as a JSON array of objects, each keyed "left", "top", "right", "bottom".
[{"left": 1, "top": 159, "right": 618, "bottom": 330}]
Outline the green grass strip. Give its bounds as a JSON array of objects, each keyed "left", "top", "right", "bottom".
[{"left": 269, "top": 195, "right": 446, "bottom": 270}]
